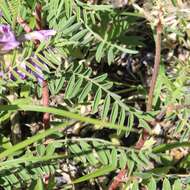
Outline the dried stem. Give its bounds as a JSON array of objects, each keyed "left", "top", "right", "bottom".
[
  {"left": 135, "top": 10, "right": 163, "bottom": 150},
  {"left": 42, "top": 80, "right": 50, "bottom": 127},
  {"left": 146, "top": 19, "right": 162, "bottom": 111}
]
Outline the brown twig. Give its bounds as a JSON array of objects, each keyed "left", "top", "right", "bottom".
[
  {"left": 146, "top": 18, "right": 163, "bottom": 112},
  {"left": 135, "top": 10, "right": 163, "bottom": 150},
  {"left": 42, "top": 80, "right": 50, "bottom": 127}
]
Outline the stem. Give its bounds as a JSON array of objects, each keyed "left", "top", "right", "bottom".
[
  {"left": 34, "top": 3, "right": 50, "bottom": 127},
  {"left": 146, "top": 19, "right": 162, "bottom": 111},
  {"left": 135, "top": 12, "right": 163, "bottom": 149},
  {"left": 42, "top": 80, "right": 50, "bottom": 127}
]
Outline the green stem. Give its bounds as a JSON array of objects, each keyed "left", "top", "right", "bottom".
[{"left": 153, "top": 141, "right": 190, "bottom": 153}]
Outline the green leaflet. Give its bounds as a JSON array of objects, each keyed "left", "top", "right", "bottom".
[
  {"left": 147, "top": 177, "right": 157, "bottom": 190},
  {"left": 92, "top": 88, "right": 102, "bottom": 113},
  {"left": 110, "top": 102, "right": 119, "bottom": 123},
  {"left": 95, "top": 42, "right": 105, "bottom": 63},
  {"left": 57, "top": 15, "right": 76, "bottom": 32},
  {"left": 107, "top": 47, "right": 114, "bottom": 65},
  {"left": 93, "top": 141, "right": 108, "bottom": 165},
  {"left": 65, "top": 74, "right": 76, "bottom": 99},
  {"left": 34, "top": 178, "right": 44, "bottom": 190},
  {"left": 173, "top": 179, "right": 182, "bottom": 190},
  {"left": 163, "top": 178, "right": 171, "bottom": 190},
  {"left": 80, "top": 141, "right": 99, "bottom": 165},
  {"left": 78, "top": 81, "right": 92, "bottom": 102},
  {"left": 49, "top": 76, "right": 65, "bottom": 95},
  {"left": 93, "top": 73, "right": 108, "bottom": 83},
  {"left": 101, "top": 95, "right": 111, "bottom": 120},
  {"left": 62, "top": 23, "right": 82, "bottom": 36},
  {"left": 71, "top": 77, "right": 83, "bottom": 98},
  {"left": 70, "top": 29, "right": 88, "bottom": 41},
  {"left": 65, "top": 0, "right": 72, "bottom": 18},
  {"left": 119, "top": 150, "right": 127, "bottom": 169}
]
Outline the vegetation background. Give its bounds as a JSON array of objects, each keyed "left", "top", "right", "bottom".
[{"left": 0, "top": 0, "right": 190, "bottom": 189}]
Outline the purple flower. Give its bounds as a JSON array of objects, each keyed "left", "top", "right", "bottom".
[
  {"left": 0, "top": 24, "right": 56, "bottom": 54},
  {"left": 0, "top": 11, "right": 2, "bottom": 17},
  {"left": 0, "top": 25, "right": 20, "bottom": 53},
  {"left": 22, "top": 30, "right": 56, "bottom": 41},
  {"left": 0, "top": 23, "right": 56, "bottom": 83}
]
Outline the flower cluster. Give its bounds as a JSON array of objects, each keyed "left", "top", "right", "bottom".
[
  {"left": 0, "top": 11, "right": 56, "bottom": 84},
  {"left": 0, "top": 24, "right": 56, "bottom": 54}
]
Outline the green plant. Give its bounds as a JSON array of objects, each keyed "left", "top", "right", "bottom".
[{"left": 0, "top": 0, "right": 190, "bottom": 189}]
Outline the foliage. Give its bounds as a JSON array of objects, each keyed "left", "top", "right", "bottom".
[{"left": 0, "top": 0, "right": 190, "bottom": 189}]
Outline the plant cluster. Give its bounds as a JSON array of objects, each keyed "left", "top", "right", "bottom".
[{"left": 0, "top": 0, "right": 190, "bottom": 189}]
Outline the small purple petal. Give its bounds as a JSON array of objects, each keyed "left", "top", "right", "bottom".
[
  {"left": 0, "top": 11, "right": 3, "bottom": 17},
  {"left": 0, "top": 71, "right": 3, "bottom": 77},
  {"left": 22, "top": 30, "right": 56, "bottom": 41},
  {"left": 0, "top": 41, "right": 20, "bottom": 51},
  {"left": 0, "top": 24, "right": 20, "bottom": 53},
  {"left": 0, "top": 25, "right": 17, "bottom": 43}
]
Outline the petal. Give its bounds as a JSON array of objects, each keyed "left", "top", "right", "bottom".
[
  {"left": 0, "top": 71, "right": 3, "bottom": 77},
  {"left": 21, "top": 29, "right": 56, "bottom": 41},
  {"left": 0, "top": 41, "right": 20, "bottom": 53},
  {"left": 0, "top": 25, "right": 17, "bottom": 43}
]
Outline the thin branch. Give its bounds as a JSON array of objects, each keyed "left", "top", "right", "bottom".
[
  {"left": 146, "top": 18, "right": 163, "bottom": 111},
  {"left": 42, "top": 80, "right": 50, "bottom": 127}
]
